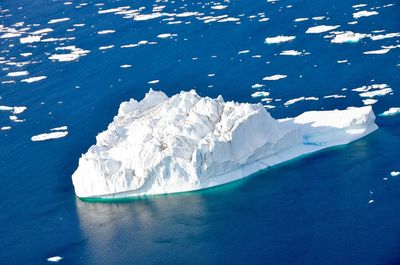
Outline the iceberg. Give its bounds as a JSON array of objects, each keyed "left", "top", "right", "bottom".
[{"left": 72, "top": 90, "right": 378, "bottom": 199}]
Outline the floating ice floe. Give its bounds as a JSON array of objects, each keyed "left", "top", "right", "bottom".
[
  {"left": 211, "top": 5, "right": 228, "bottom": 10},
  {"left": 49, "top": 46, "right": 90, "bottom": 62},
  {"left": 379, "top": 107, "right": 400, "bottom": 116},
  {"left": 370, "top": 33, "right": 400, "bottom": 41},
  {"left": 352, "top": 4, "right": 367, "bottom": 9},
  {"left": 294, "top": 18, "right": 308, "bottom": 22},
  {"left": 48, "top": 18, "right": 70, "bottom": 24},
  {"left": 352, "top": 84, "right": 392, "bottom": 98},
  {"left": 97, "top": 30, "right": 115, "bottom": 35},
  {"left": 280, "top": 50, "right": 302, "bottom": 56},
  {"left": 265, "top": 36, "right": 295, "bottom": 44},
  {"left": 323, "top": 94, "right": 346, "bottom": 99},
  {"left": 21, "top": 76, "right": 47, "bottom": 83},
  {"left": 7, "top": 71, "right": 29, "bottom": 77},
  {"left": 72, "top": 90, "right": 377, "bottom": 199},
  {"left": 99, "top": 45, "right": 114, "bottom": 50},
  {"left": 363, "top": 99, "right": 377, "bottom": 105},
  {"left": 330, "top": 31, "right": 369, "bottom": 43},
  {"left": 306, "top": 25, "right": 340, "bottom": 34},
  {"left": 363, "top": 48, "right": 390, "bottom": 55},
  {"left": 251, "top": 83, "right": 265, "bottom": 89},
  {"left": 120, "top": 64, "right": 132, "bottom": 68},
  {"left": 263, "top": 74, "right": 287, "bottom": 81},
  {"left": 284, "top": 96, "right": 318, "bottom": 106},
  {"left": 31, "top": 126, "right": 68, "bottom": 142},
  {"left": 20, "top": 35, "right": 41, "bottom": 44},
  {"left": 148, "top": 80, "right": 159, "bottom": 84},
  {"left": 47, "top": 256, "right": 62, "bottom": 262},
  {"left": 251, "top": 91, "right": 270, "bottom": 98},
  {"left": 391, "top": 171, "right": 400, "bottom": 177},
  {"left": 157, "top": 33, "right": 177, "bottom": 38},
  {"left": 353, "top": 10, "right": 378, "bottom": 19}
]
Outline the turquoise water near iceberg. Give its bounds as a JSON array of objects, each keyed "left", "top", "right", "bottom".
[{"left": 0, "top": 0, "right": 400, "bottom": 264}]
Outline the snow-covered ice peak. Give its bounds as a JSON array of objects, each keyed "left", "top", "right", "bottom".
[{"left": 72, "top": 90, "right": 378, "bottom": 199}]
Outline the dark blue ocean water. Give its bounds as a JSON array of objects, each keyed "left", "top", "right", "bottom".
[{"left": 1, "top": 0, "right": 399, "bottom": 264}]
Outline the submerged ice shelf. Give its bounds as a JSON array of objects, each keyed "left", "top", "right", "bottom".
[{"left": 72, "top": 90, "right": 378, "bottom": 199}]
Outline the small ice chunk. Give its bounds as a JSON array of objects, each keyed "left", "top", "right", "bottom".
[
  {"left": 251, "top": 91, "right": 270, "bottom": 98},
  {"left": 251, "top": 83, "right": 265, "bottom": 89},
  {"left": 97, "top": 30, "right": 115, "bottom": 35},
  {"left": 390, "top": 171, "right": 400, "bottom": 177},
  {"left": 50, "top": 126, "right": 68, "bottom": 131},
  {"left": 294, "top": 18, "right": 308, "bottom": 22},
  {"left": 284, "top": 96, "right": 318, "bottom": 106},
  {"left": 280, "top": 50, "right": 302, "bottom": 56},
  {"left": 47, "top": 256, "right": 62, "bottom": 262},
  {"left": 379, "top": 107, "right": 400, "bottom": 116},
  {"left": 31, "top": 131, "right": 68, "bottom": 141},
  {"left": 362, "top": 99, "right": 377, "bottom": 105},
  {"left": 211, "top": 5, "right": 227, "bottom": 10},
  {"left": 265, "top": 36, "right": 295, "bottom": 44},
  {"left": 148, "top": 80, "right": 159, "bottom": 84},
  {"left": 20, "top": 35, "right": 42, "bottom": 44},
  {"left": 263, "top": 74, "right": 287, "bottom": 81},
  {"left": 7, "top": 71, "right": 29, "bottom": 77},
  {"left": 48, "top": 18, "right": 70, "bottom": 24},
  {"left": 363, "top": 48, "right": 390, "bottom": 55},
  {"left": 21, "top": 76, "right": 47, "bottom": 83},
  {"left": 306, "top": 25, "right": 340, "bottom": 34},
  {"left": 157, "top": 33, "right": 177, "bottom": 38},
  {"left": 353, "top": 10, "right": 378, "bottom": 19}
]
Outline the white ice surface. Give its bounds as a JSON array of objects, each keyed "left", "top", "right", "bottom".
[{"left": 72, "top": 90, "right": 378, "bottom": 199}]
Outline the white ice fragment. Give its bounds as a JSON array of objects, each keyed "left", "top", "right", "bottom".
[
  {"left": 306, "top": 25, "right": 340, "bottom": 34},
  {"left": 157, "top": 33, "right": 177, "bottom": 38},
  {"left": 379, "top": 107, "right": 400, "bottom": 116},
  {"left": 50, "top": 126, "right": 68, "bottom": 131},
  {"left": 97, "top": 30, "right": 115, "bottom": 35},
  {"left": 47, "top": 256, "right": 62, "bottom": 262},
  {"left": 284, "top": 96, "right": 318, "bottom": 106},
  {"left": 148, "top": 80, "right": 159, "bottom": 84},
  {"left": 280, "top": 50, "right": 302, "bottom": 56},
  {"left": 331, "top": 31, "right": 369, "bottom": 43},
  {"left": 211, "top": 5, "right": 227, "bottom": 10},
  {"left": 238, "top": 50, "right": 250, "bottom": 54},
  {"left": 7, "top": 71, "right": 29, "bottom": 77},
  {"left": 265, "top": 36, "right": 295, "bottom": 44},
  {"left": 21, "top": 76, "right": 47, "bottom": 83},
  {"left": 263, "top": 74, "right": 287, "bottom": 81},
  {"left": 31, "top": 131, "right": 68, "bottom": 141},
  {"left": 353, "top": 10, "right": 378, "bottom": 19},
  {"left": 294, "top": 18, "right": 308, "bottom": 22},
  {"left": 363, "top": 99, "right": 377, "bottom": 105},
  {"left": 251, "top": 83, "right": 265, "bottom": 89},
  {"left": 251, "top": 91, "right": 270, "bottom": 98},
  {"left": 363, "top": 48, "right": 390, "bottom": 55},
  {"left": 391, "top": 171, "right": 400, "bottom": 177},
  {"left": 48, "top": 18, "right": 70, "bottom": 24},
  {"left": 120, "top": 64, "right": 132, "bottom": 68},
  {"left": 20, "top": 35, "right": 41, "bottom": 44},
  {"left": 99, "top": 45, "right": 114, "bottom": 50}
]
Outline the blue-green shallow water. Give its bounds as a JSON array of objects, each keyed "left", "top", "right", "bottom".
[{"left": 0, "top": 0, "right": 399, "bottom": 264}]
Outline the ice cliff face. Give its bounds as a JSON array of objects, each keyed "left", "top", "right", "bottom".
[{"left": 72, "top": 90, "right": 378, "bottom": 199}]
